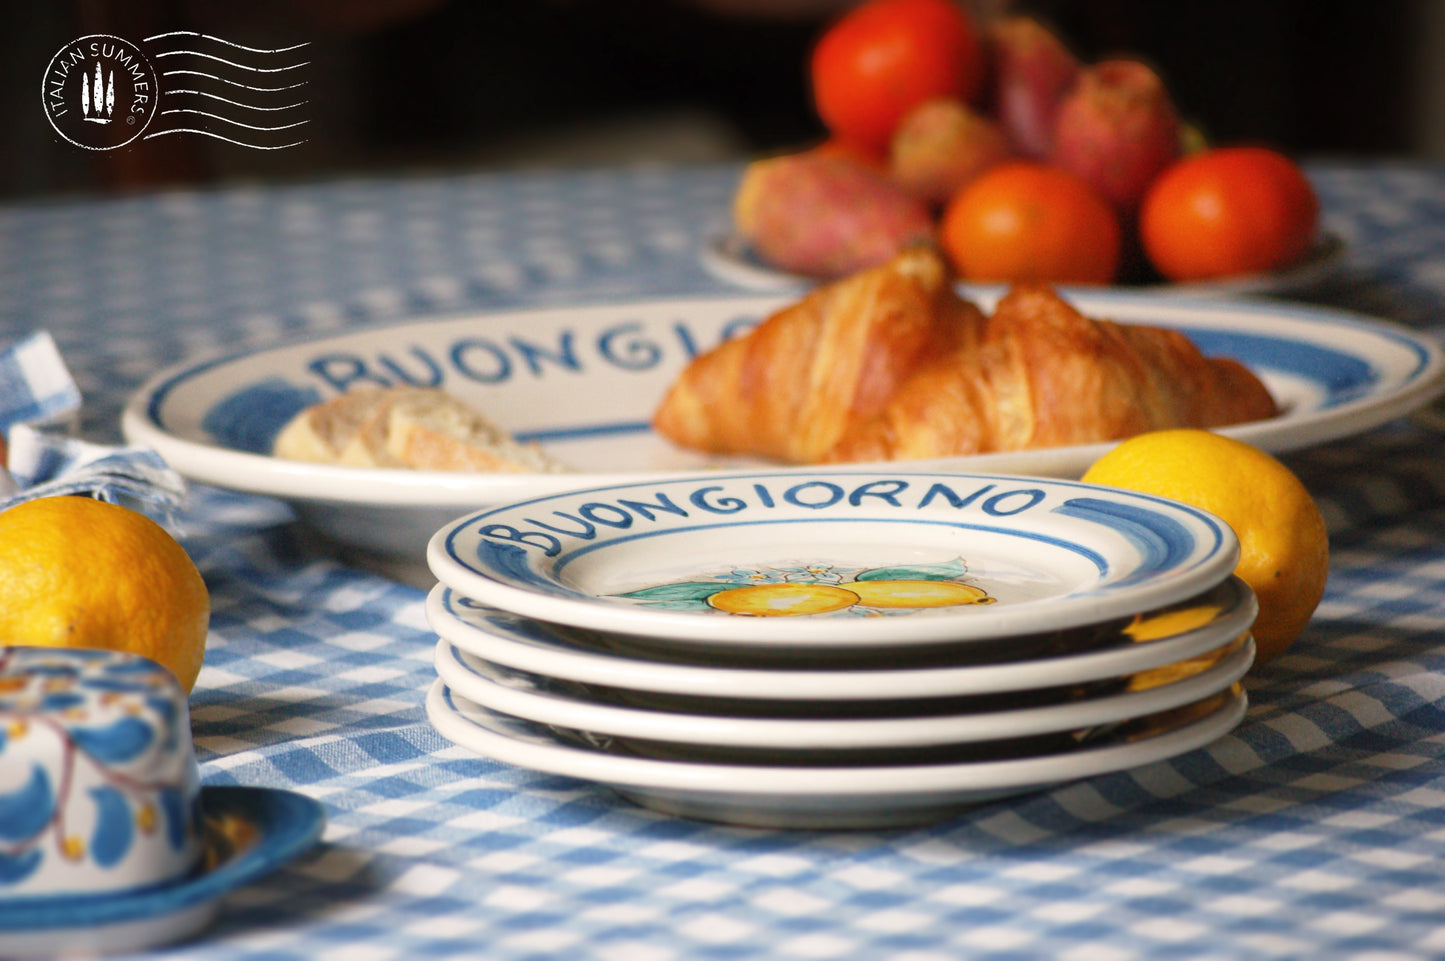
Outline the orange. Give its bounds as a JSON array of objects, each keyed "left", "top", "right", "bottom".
[
  {"left": 811, "top": 0, "right": 985, "bottom": 156},
  {"left": 939, "top": 161, "right": 1122, "bottom": 284},
  {"left": 1139, "top": 145, "right": 1319, "bottom": 282},
  {"left": 1081, "top": 430, "right": 1328, "bottom": 665},
  {"left": 0, "top": 497, "right": 210, "bottom": 691}
]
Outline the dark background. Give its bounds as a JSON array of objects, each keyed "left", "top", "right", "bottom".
[{"left": 3, "top": 0, "right": 1440, "bottom": 200}]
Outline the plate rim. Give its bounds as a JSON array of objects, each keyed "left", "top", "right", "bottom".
[
  {"left": 700, "top": 230, "right": 1348, "bottom": 297},
  {"left": 424, "top": 678, "right": 1247, "bottom": 796},
  {"left": 426, "top": 576, "right": 1258, "bottom": 698},
  {"left": 433, "top": 636, "right": 1254, "bottom": 748},
  {"left": 427, "top": 469, "right": 1238, "bottom": 647},
  {"left": 120, "top": 289, "right": 1445, "bottom": 515}
]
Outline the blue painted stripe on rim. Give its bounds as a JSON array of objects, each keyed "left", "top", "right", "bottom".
[
  {"left": 464, "top": 516, "right": 1112, "bottom": 599},
  {"left": 1051, "top": 497, "right": 1214, "bottom": 585}
]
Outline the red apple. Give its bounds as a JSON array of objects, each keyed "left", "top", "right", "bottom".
[
  {"left": 734, "top": 150, "right": 935, "bottom": 278},
  {"left": 889, "top": 98, "right": 1013, "bottom": 205},
  {"left": 988, "top": 16, "right": 1081, "bottom": 160},
  {"left": 1049, "top": 59, "right": 1183, "bottom": 217}
]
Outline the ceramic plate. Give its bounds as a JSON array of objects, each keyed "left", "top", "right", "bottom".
[
  {"left": 425, "top": 679, "right": 1247, "bottom": 828},
  {"left": 433, "top": 635, "right": 1252, "bottom": 748},
  {"left": 428, "top": 471, "right": 1238, "bottom": 648},
  {"left": 426, "top": 575, "right": 1256, "bottom": 698},
  {"left": 122, "top": 289, "right": 1445, "bottom": 561},
  {"left": 0, "top": 786, "right": 325, "bottom": 959},
  {"left": 700, "top": 231, "right": 1347, "bottom": 296}
]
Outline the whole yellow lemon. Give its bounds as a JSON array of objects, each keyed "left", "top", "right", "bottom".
[
  {"left": 1081, "top": 429, "right": 1328, "bottom": 665},
  {"left": 0, "top": 496, "right": 210, "bottom": 691}
]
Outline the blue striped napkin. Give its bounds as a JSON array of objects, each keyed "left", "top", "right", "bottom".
[{"left": 0, "top": 332, "right": 186, "bottom": 516}]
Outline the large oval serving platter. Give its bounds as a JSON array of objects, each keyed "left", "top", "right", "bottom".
[
  {"left": 427, "top": 470, "right": 1238, "bottom": 648},
  {"left": 122, "top": 290, "right": 1445, "bottom": 560}
]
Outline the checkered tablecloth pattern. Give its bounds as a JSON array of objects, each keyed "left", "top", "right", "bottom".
[{"left": 3, "top": 161, "right": 1445, "bottom": 960}]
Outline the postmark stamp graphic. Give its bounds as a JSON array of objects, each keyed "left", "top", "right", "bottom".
[{"left": 42, "top": 35, "right": 158, "bottom": 150}]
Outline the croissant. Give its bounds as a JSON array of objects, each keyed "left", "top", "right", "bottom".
[
  {"left": 653, "top": 248, "right": 1277, "bottom": 464},
  {"left": 652, "top": 246, "right": 985, "bottom": 463},
  {"left": 824, "top": 284, "right": 1279, "bottom": 463}
]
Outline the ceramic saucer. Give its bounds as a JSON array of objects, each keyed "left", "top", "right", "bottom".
[{"left": 0, "top": 786, "right": 325, "bottom": 958}]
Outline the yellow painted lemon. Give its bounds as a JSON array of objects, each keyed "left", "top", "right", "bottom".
[
  {"left": 1082, "top": 429, "right": 1328, "bottom": 665},
  {"left": 1124, "top": 603, "right": 1224, "bottom": 642},
  {"left": 848, "top": 579, "right": 993, "bottom": 608},
  {"left": 0, "top": 497, "right": 210, "bottom": 691},
  {"left": 707, "top": 583, "right": 859, "bottom": 616}
]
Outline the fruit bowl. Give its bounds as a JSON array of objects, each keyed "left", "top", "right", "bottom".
[
  {"left": 700, "top": 230, "right": 1345, "bottom": 298},
  {"left": 738, "top": 3, "right": 1330, "bottom": 298}
]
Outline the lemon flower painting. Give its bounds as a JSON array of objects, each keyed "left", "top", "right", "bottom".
[{"left": 613, "top": 558, "right": 995, "bottom": 618}]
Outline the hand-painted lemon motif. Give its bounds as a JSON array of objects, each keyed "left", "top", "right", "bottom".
[
  {"left": 1124, "top": 603, "right": 1223, "bottom": 642},
  {"left": 707, "top": 583, "right": 860, "bottom": 616},
  {"left": 848, "top": 580, "right": 994, "bottom": 609},
  {"left": 1126, "top": 635, "right": 1245, "bottom": 691},
  {"left": 616, "top": 558, "right": 995, "bottom": 618}
]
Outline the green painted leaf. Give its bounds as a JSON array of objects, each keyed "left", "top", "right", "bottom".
[
  {"left": 630, "top": 599, "right": 714, "bottom": 611},
  {"left": 615, "top": 582, "right": 722, "bottom": 602},
  {"left": 856, "top": 558, "right": 970, "bottom": 582}
]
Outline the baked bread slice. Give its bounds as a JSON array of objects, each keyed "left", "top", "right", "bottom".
[
  {"left": 273, "top": 388, "right": 388, "bottom": 465},
  {"left": 273, "top": 386, "right": 569, "bottom": 473}
]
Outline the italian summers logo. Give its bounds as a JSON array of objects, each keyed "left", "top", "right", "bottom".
[
  {"left": 42, "top": 32, "right": 309, "bottom": 152},
  {"left": 42, "top": 35, "right": 158, "bottom": 150}
]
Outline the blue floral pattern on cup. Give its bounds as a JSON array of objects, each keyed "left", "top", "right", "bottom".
[{"left": 0, "top": 647, "right": 201, "bottom": 898}]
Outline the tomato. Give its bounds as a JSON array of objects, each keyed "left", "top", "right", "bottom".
[
  {"left": 939, "top": 161, "right": 1122, "bottom": 285},
  {"left": 1139, "top": 146, "right": 1319, "bottom": 282},
  {"left": 810, "top": 0, "right": 985, "bottom": 157},
  {"left": 812, "top": 135, "right": 888, "bottom": 172}
]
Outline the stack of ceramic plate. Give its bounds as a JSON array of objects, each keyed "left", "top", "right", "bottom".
[{"left": 424, "top": 470, "right": 1254, "bottom": 829}]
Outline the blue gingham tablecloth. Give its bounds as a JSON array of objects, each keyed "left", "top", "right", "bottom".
[{"left": 4, "top": 161, "right": 1445, "bottom": 960}]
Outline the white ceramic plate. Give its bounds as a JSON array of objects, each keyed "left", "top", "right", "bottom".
[
  {"left": 122, "top": 290, "right": 1445, "bottom": 561},
  {"left": 426, "top": 575, "right": 1256, "bottom": 699},
  {"left": 0, "top": 786, "right": 324, "bottom": 959},
  {"left": 700, "top": 231, "right": 1347, "bottom": 296},
  {"left": 428, "top": 470, "right": 1238, "bottom": 648},
  {"left": 433, "top": 635, "right": 1252, "bottom": 748},
  {"left": 425, "top": 678, "right": 1247, "bottom": 828}
]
